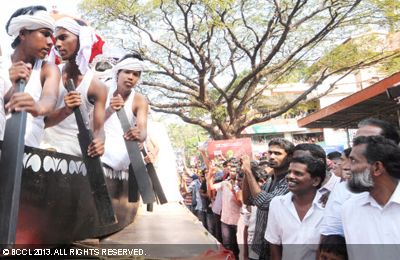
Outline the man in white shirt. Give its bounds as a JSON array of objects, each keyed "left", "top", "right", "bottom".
[
  {"left": 265, "top": 156, "right": 326, "bottom": 260},
  {"left": 320, "top": 118, "right": 400, "bottom": 238},
  {"left": 291, "top": 143, "right": 338, "bottom": 205},
  {"left": 320, "top": 148, "right": 355, "bottom": 237},
  {"left": 342, "top": 135, "right": 400, "bottom": 260}
]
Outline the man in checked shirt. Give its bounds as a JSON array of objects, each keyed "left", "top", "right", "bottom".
[{"left": 242, "top": 138, "right": 294, "bottom": 260}]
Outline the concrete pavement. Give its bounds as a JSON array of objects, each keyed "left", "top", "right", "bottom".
[{"left": 99, "top": 202, "right": 219, "bottom": 259}]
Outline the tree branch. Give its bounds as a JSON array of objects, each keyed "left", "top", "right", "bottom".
[
  {"left": 141, "top": 81, "right": 198, "bottom": 97},
  {"left": 151, "top": 106, "right": 212, "bottom": 130}
]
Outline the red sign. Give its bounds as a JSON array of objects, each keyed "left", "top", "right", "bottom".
[{"left": 207, "top": 138, "right": 253, "bottom": 161}]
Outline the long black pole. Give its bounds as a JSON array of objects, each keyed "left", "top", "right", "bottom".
[
  {"left": 140, "top": 148, "right": 168, "bottom": 204},
  {"left": 115, "top": 109, "right": 155, "bottom": 204},
  {"left": 116, "top": 108, "right": 166, "bottom": 206},
  {"left": 65, "top": 79, "right": 116, "bottom": 226},
  {"left": 0, "top": 80, "right": 27, "bottom": 245}
]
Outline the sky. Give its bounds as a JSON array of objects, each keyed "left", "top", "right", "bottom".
[{"left": 0, "top": 0, "right": 82, "bottom": 56}]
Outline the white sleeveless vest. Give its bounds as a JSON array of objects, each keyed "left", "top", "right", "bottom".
[
  {"left": 101, "top": 85, "right": 136, "bottom": 171},
  {"left": 40, "top": 64, "right": 94, "bottom": 156},
  {"left": 24, "top": 59, "right": 45, "bottom": 147},
  {"left": 0, "top": 59, "right": 12, "bottom": 140}
]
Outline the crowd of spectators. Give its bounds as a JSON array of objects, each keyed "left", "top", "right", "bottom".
[
  {"left": 251, "top": 133, "right": 324, "bottom": 146},
  {"left": 292, "top": 133, "right": 324, "bottom": 145},
  {"left": 179, "top": 117, "right": 400, "bottom": 260}
]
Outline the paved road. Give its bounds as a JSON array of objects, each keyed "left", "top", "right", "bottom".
[{"left": 99, "top": 202, "right": 219, "bottom": 259}]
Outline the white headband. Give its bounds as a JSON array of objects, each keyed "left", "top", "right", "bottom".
[
  {"left": 54, "top": 17, "right": 97, "bottom": 74},
  {"left": 109, "top": 57, "right": 147, "bottom": 89},
  {"left": 7, "top": 10, "right": 55, "bottom": 37},
  {"left": 55, "top": 17, "right": 80, "bottom": 35},
  {"left": 113, "top": 57, "right": 146, "bottom": 79}
]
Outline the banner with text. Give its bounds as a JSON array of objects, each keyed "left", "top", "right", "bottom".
[{"left": 207, "top": 138, "right": 252, "bottom": 161}]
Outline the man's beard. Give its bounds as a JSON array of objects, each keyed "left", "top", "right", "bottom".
[
  {"left": 270, "top": 159, "right": 289, "bottom": 170},
  {"left": 347, "top": 167, "right": 374, "bottom": 193}
]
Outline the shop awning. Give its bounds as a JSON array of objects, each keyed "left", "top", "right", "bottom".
[{"left": 297, "top": 72, "right": 400, "bottom": 129}]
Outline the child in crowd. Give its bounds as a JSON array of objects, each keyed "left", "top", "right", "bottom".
[{"left": 318, "top": 235, "right": 348, "bottom": 260}]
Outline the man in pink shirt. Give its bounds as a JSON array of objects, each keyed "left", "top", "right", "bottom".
[{"left": 209, "top": 158, "right": 242, "bottom": 259}]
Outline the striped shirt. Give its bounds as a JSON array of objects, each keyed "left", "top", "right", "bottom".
[{"left": 250, "top": 173, "right": 289, "bottom": 259}]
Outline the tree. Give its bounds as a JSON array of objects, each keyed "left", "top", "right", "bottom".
[
  {"left": 367, "top": 0, "right": 400, "bottom": 32},
  {"left": 81, "top": 0, "right": 400, "bottom": 139},
  {"left": 167, "top": 122, "right": 209, "bottom": 163}
]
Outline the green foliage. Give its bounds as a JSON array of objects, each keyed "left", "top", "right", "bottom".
[
  {"left": 308, "top": 35, "right": 384, "bottom": 77},
  {"left": 255, "top": 93, "right": 319, "bottom": 118},
  {"left": 209, "top": 88, "right": 221, "bottom": 101},
  {"left": 255, "top": 94, "right": 289, "bottom": 113},
  {"left": 272, "top": 62, "right": 310, "bottom": 84},
  {"left": 80, "top": 0, "right": 149, "bottom": 26},
  {"left": 283, "top": 100, "right": 319, "bottom": 118},
  {"left": 167, "top": 123, "right": 209, "bottom": 160},
  {"left": 189, "top": 107, "right": 209, "bottom": 118},
  {"left": 378, "top": 54, "right": 400, "bottom": 75},
  {"left": 368, "top": 0, "right": 400, "bottom": 31},
  {"left": 212, "top": 105, "right": 228, "bottom": 123}
]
